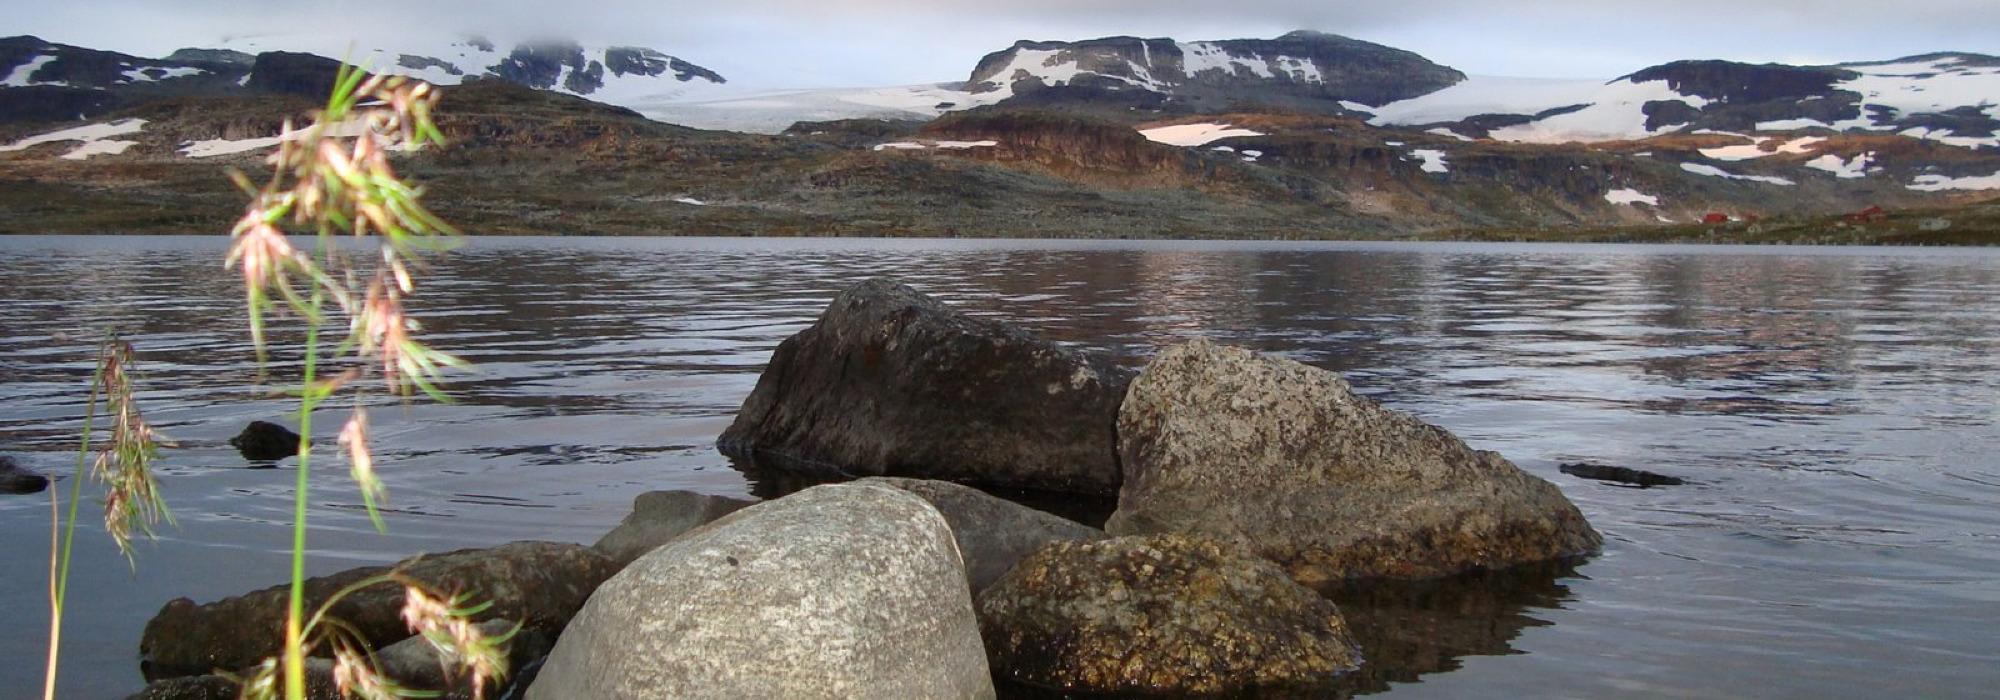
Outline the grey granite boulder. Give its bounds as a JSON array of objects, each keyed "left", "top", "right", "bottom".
[
  {"left": 528, "top": 482, "right": 994, "bottom": 699},
  {"left": 590, "top": 490, "right": 755, "bottom": 566},
  {"left": 862, "top": 477, "right": 1106, "bottom": 594},
  {"left": 141, "top": 542, "right": 616, "bottom": 680},
  {"left": 717, "top": 278, "right": 1131, "bottom": 496},
  {"left": 977, "top": 534, "right": 1361, "bottom": 695},
  {"left": 1107, "top": 339, "right": 1601, "bottom": 584}
]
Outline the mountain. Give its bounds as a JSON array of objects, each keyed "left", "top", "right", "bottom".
[
  {"left": 0, "top": 34, "right": 728, "bottom": 123},
  {"left": 963, "top": 30, "right": 1464, "bottom": 113},
  {"left": 2, "top": 31, "right": 1998, "bottom": 240},
  {"left": 1364, "top": 53, "right": 2000, "bottom": 149}
]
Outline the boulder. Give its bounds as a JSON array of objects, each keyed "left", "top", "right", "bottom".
[
  {"left": 528, "top": 482, "right": 994, "bottom": 699},
  {"left": 590, "top": 490, "right": 755, "bottom": 566},
  {"left": 1107, "top": 340, "right": 1601, "bottom": 584},
  {"left": 717, "top": 278, "right": 1131, "bottom": 496},
  {"left": 977, "top": 534, "right": 1361, "bottom": 695},
  {"left": 228, "top": 421, "right": 300, "bottom": 462},
  {"left": 0, "top": 455, "right": 50, "bottom": 494},
  {"left": 861, "top": 477, "right": 1105, "bottom": 594},
  {"left": 141, "top": 542, "right": 616, "bottom": 680}
]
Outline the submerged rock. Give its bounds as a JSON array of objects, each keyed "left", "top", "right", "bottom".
[
  {"left": 590, "top": 489, "right": 756, "bottom": 566},
  {"left": 529, "top": 482, "right": 994, "bottom": 699},
  {"left": 717, "top": 278, "right": 1131, "bottom": 496},
  {"left": 0, "top": 455, "right": 50, "bottom": 494},
  {"left": 1107, "top": 339, "right": 1601, "bottom": 584},
  {"left": 228, "top": 421, "right": 300, "bottom": 462},
  {"left": 141, "top": 541, "right": 616, "bottom": 680},
  {"left": 862, "top": 477, "right": 1106, "bottom": 594},
  {"left": 977, "top": 534, "right": 1361, "bottom": 695},
  {"left": 1560, "top": 461, "right": 1687, "bottom": 487}
]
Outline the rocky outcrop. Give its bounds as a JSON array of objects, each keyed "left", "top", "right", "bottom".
[
  {"left": 590, "top": 489, "right": 755, "bottom": 566},
  {"left": 228, "top": 421, "right": 300, "bottom": 462},
  {"left": 717, "top": 279, "right": 1132, "bottom": 496},
  {"left": 140, "top": 541, "right": 616, "bottom": 680},
  {"left": 0, "top": 455, "right": 49, "bottom": 494},
  {"left": 978, "top": 534, "right": 1360, "bottom": 695},
  {"left": 1107, "top": 339, "right": 1601, "bottom": 584},
  {"left": 529, "top": 482, "right": 994, "bottom": 699},
  {"left": 862, "top": 477, "right": 1105, "bottom": 594}
]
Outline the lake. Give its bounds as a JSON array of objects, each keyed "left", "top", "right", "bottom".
[{"left": 3, "top": 235, "right": 1998, "bottom": 698}]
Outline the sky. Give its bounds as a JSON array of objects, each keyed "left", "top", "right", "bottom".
[{"left": 10, "top": 0, "right": 2000, "bottom": 87}]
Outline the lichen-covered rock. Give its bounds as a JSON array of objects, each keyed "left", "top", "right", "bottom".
[
  {"left": 717, "top": 278, "right": 1131, "bottom": 496},
  {"left": 140, "top": 542, "right": 616, "bottom": 680},
  {"left": 529, "top": 483, "right": 994, "bottom": 699},
  {"left": 1108, "top": 339, "right": 1600, "bottom": 584},
  {"left": 977, "top": 534, "right": 1360, "bottom": 695},
  {"left": 590, "top": 490, "right": 755, "bottom": 566},
  {"left": 861, "top": 477, "right": 1105, "bottom": 594}
]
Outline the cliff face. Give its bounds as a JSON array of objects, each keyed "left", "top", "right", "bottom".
[{"left": 965, "top": 31, "right": 1464, "bottom": 114}]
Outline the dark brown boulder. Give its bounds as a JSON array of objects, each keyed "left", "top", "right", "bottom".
[
  {"left": 861, "top": 477, "right": 1106, "bottom": 594},
  {"left": 140, "top": 541, "right": 615, "bottom": 680},
  {"left": 718, "top": 279, "right": 1131, "bottom": 496},
  {"left": 0, "top": 455, "right": 50, "bottom": 494},
  {"left": 228, "top": 421, "right": 299, "bottom": 462},
  {"left": 590, "top": 489, "right": 756, "bottom": 566}
]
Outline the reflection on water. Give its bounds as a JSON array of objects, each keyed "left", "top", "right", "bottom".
[{"left": 3, "top": 236, "right": 2000, "bottom": 698}]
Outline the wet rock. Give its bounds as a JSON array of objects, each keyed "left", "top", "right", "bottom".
[
  {"left": 228, "top": 421, "right": 300, "bottom": 462},
  {"left": 590, "top": 489, "right": 756, "bottom": 566},
  {"left": 1560, "top": 462, "right": 1687, "bottom": 488},
  {"left": 977, "top": 534, "right": 1360, "bottom": 695},
  {"left": 862, "top": 477, "right": 1107, "bottom": 594},
  {"left": 718, "top": 278, "right": 1131, "bottom": 496},
  {"left": 141, "top": 542, "right": 616, "bottom": 680},
  {"left": 529, "top": 483, "right": 994, "bottom": 699},
  {"left": 1107, "top": 339, "right": 1601, "bottom": 584},
  {"left": 125, "top": 620, "right": 550, "bottom": 700},
  {"left": 0, "top": 455, "right": 50, "bottom": 494}
]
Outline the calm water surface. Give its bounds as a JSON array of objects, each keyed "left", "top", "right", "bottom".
[{"left": 2, "top": 236, "right": 1998, "bottom": 698}]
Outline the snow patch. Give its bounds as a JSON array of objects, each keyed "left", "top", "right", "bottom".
[
  {"left": 1805, "top": 152, "right": 1872, "bottom": 179},
  {"left": 1139, "top": 122, "right": 1264, "bottom": 147},
  {"left": 1410, "top": 148, "right": 1449, "bottom": 173},
  {"left": 1425, "top": 127, "right": 1474, "bottom": 142},
  {"left": 1487, "top": 79, "right": 1710, "bottom": 143},
  {"left": 872, "top": 142, "right": 927, "bottom": 151},
  {"left": 2, "top": 54, "right": 59, "bottom": 87},
  {"left": 1907, "top": 171, "right": 2000, "bottom": 191},
  {"left": 180, "top": 136, "right": 284, "bottom": 158},
  {"left": 1369, "top": 75, "right": 1606, "bottom": 127},
  {"left": 1680, "top": 162, "right": 1796, "bottom": 185},
  {"left": 121, "top": 66, "right": 208, "bottom": 83},
  {"left": 61, "top": 140, "right": 137, "bottom": 160},
  {"left": 1698, "top": 135, "right": 1826, "bottom": 161},
  {"left": 1, "top": 119, "right": 147, "bottom": 155},
  {"left": 673, "top": 196, "right": 707, "bottom": 205},
  {"left": 1605, "top": 188, "right": 1660, "bottom": 206}
]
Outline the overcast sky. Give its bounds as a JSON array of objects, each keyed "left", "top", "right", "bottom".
[{"left": 12, "top": 1, "right": 2000, "bottom": 87}]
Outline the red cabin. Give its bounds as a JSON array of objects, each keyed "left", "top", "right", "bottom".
[
  {"left": 1844, "top": 206, "right": 1888, "bottom": 223},
  {"left": 1702, "top": 212, "right": 1730, "bottom": 224}
]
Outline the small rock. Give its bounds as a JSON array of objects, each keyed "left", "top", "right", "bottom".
[
  {"left": 229, "top": 421, "right": 300, "bottom": 462},
  {"left": 591, "top": 490, "right": 756, "bottom": 567},
  {"left": 141, "top": 542, "right": 616, "bottom": 681},
  {"left": 125, "top": 621, "right": 550, "bottom": 700},
  {"left": 861, "top": 477, "right": 1105, "bottom": 595},
  {"left": 0, "top": 455, "right": 50, "bottom": 495},
  {"left": 1559, "top": 462, "right": 1687, "bottom": 487},
  {"left": 1108, "top": 339, "right": 1601, "bottom": 584},
  {"left": 977, "top": 534, "right": 1361, "bottom": 695},
  {"left": 529, "top": 482, "right": 995, "bottom": 699},
  {"left": 717, "top": 278, "right": 1132, "bottom": 496}
]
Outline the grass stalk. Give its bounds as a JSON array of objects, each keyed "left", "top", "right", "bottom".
[{"left": 43, "top": 344, "right": 108, "bottom": 700}]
